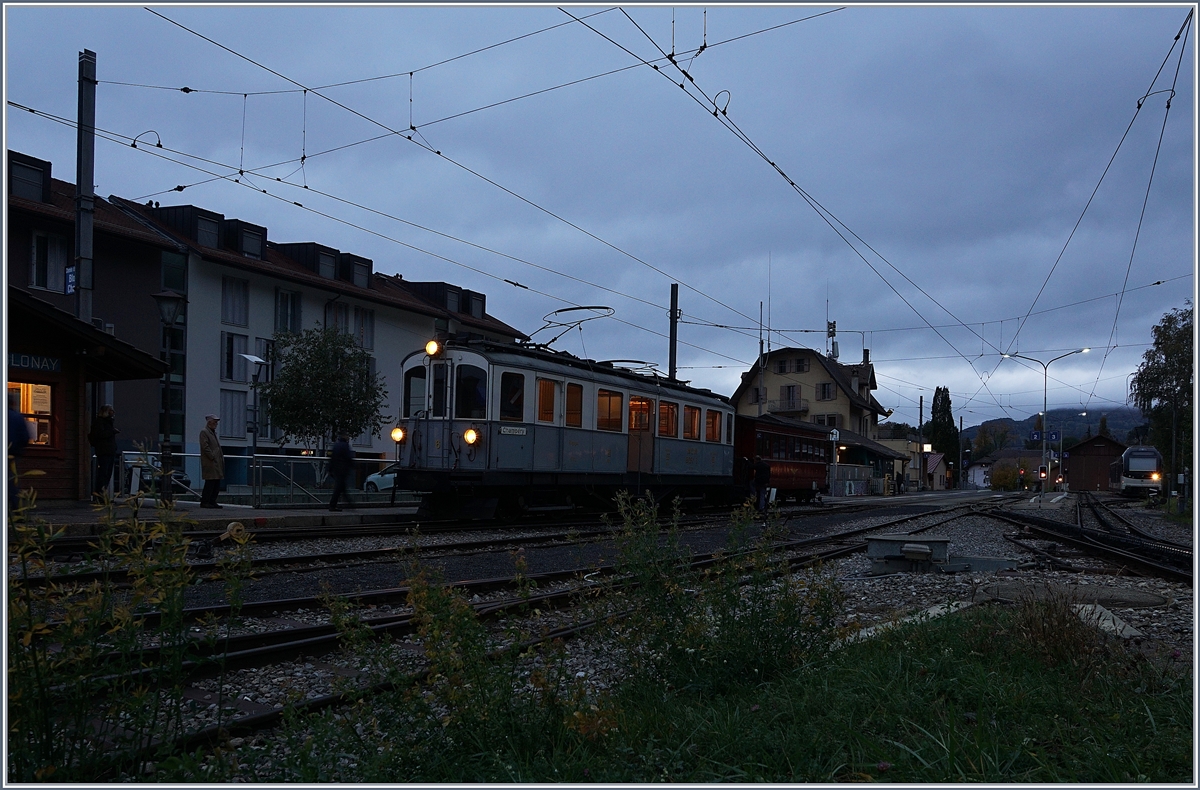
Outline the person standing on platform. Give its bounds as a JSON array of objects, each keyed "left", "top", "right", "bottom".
[
  {"left": 199, "top": 414, "right": 225, "bottom": 508},
  {"left": 88, "top": 404, "right": 120, "bottom": 503},
  {"left": 752, "top": 455, "right": 772, "bottom": 514},
  {"left": 7, "top": 393, "right": 30, "bottom": 512},
  {"left": 328, "top": 433, "right": 354, "bottom": 512}
]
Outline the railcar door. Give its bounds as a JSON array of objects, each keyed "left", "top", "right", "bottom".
[
  {"left": 533, "top": 377, "right": 562, "bottom": 470},
  {"left": 627, "top": 396, "right": 654, "bottom": 473}
]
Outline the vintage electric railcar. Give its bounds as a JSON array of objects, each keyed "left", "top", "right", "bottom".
[
  {"left": 733, "top": 414, "right": 833, "bottom": 503},
  {"left": 396, "top": 339, "right": 736, "bottom": 514},
  {"left": 1108, "top": 445, "right": 1163, "bottom": 497}
]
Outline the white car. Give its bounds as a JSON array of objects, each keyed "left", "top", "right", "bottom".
[{"left": 363, "top": 462, "right": 402, "bottom": 492}]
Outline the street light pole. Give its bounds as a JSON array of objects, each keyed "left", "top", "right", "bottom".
[
  {"left": 151, "top": 289, "right": 187, "bottom": 505},
  {"left": 240, "top": 354, "right": 267, "bottom": 508},
  {"left": 1002, "top": 348, "right": 1090, "bottom": 498}
]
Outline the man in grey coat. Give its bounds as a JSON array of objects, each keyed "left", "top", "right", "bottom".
[{"left": 199, "top": 414, "right": 225, "bottom": 508}]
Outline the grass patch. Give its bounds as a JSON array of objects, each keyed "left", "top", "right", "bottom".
[{"left": 159, "top": 494, "right": 1191, "bottom": 784}]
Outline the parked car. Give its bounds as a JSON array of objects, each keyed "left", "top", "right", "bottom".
[
  {"left": 122, "top": 451, "right": 191, "bottom": 494},
  {"left": 363, "top": 462, "right": 402, "bottom": 492}
]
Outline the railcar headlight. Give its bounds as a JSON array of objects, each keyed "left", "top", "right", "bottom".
[
  {"left": 425, "top": 339, "right": 441, "bottom": 356},
  {"left": 391, "top": 426, "right": 406, "bottom": 443},
  {"left": 1151, "top": 472, "right": 1161, "bottom": 481},
  {"left": 463, "top": 428, "right": 480, "bottom": 445}
]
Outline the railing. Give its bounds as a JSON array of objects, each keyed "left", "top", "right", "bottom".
[
  {"left": 765, "top": 398, "right": 809, "bottom": 414},
  {"left": 97, "top": 451, "right": 415, "bottom": 509}
]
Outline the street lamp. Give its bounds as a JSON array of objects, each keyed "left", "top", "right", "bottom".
[
  {"left": 1002, "top": 348, "right": 1090, "bottom": 499},
  {"left": 240, "top": 353, "right": 267, "bottom": 507},
  {"left": 151, "top": 289, "right": 187, "bottom": 504},
  {"left": 389, "top": 425, "right": 406, "bottom": 505}
]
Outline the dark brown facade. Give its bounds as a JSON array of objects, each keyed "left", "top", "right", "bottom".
[
  {"left": 1063, "top": 434, "right": 1126, "bottom": 493},
  {"left": 7, "top": 153, "right": 181, "bottom": 454},
  {"left": 8, "top": 288, "right": 168, "bottom": 500}
]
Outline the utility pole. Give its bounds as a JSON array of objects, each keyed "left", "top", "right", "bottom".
[
  {"left": 668, "top": 283, "right": 679, "bottom": 381},
  {"left": 75, "top": 49, "right": 96, "bottom": 323},
  {"left": 757, "top": 302, "right": 764, "bottom": 418},
  {"left": 958, "top": 415, "right": 963, "bottom": 490},
  {"left": 918, "top": 395, "right": 924, "bottom": 491}
]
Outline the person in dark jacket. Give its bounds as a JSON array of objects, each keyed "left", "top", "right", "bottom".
[
  {"left": 752, "top": 455, "right": 771, "bottom": 514},
  {"left": 7, "top": 394, "right": 30, "bottom": 511},
  {"left": 88, "top": 404, "right": 120, "bottom": 502},
  {"left": 328, "top": 434, "right": 354, "bottom": 512}
]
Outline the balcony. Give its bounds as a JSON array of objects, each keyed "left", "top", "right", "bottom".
[{"left": 766, "top": 398, "right": 809, "bottom": 414}]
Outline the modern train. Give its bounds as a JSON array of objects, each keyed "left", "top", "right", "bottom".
[
  {"left": 394, "top": 337, "right": 833, "bottom": 515},
  {"left": 1108, "top": 445, "right": 1164, "bottom": 497}
]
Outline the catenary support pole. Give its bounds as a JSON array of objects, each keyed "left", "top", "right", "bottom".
[
  {"left": 668, "top": 283, "right": 679, "bottom": 381},
  {"left": 75, "top": 49, "right": 96, "bottom": 323}
]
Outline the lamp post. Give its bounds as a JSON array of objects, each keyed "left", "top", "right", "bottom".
[
  {"left": 1002, "top": 348, "right": 1089, "bottom": 498},
  {"left": 240, "top": 354, "right": 267, "bottom": 507},
  {"left": 389, "top": 425, "right": 405, "bottom": 505},
  {"left": 151, "top": 289, "right": 187, "bottom": 504}
]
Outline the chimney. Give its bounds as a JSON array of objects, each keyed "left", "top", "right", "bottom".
[{"left": 863, "top": 348, "right": 870, "bottom": 364}]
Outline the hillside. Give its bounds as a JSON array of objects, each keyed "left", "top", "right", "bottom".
[{"left": 960, "top": 407, "right": 1145, "bottom": 450}]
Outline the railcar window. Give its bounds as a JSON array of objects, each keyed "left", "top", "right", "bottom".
[
  {"left": 455, "top": 365, "right": 487, "bottom": 419},
  {"left": 566, "top": 383, "right": 583, "bottom": 427},
  {"left": 597, "top": 389, "right": 623, "bottom": 432},
  {"left": 705, "top": 409, "right": 721, "bottom": 442},
  {"left": 432, "top": 364, "right": 447, "bottom": 418},
  {"left": 726, "top": 413, "right": 733, "bottom": 444},
  {"left": 659, "top": 400, "right": 679, "bottom": 437},
  {"left": 537, "top": 379, "right": 557, "bottom": 423},
  {"left": 630, "top": 396, "right": 653, "bottom": 431},
  {"left": 403, "top": 367, "right": 427, "bottom": 418},
  {"left": 683, "top": 406, "right": 701, "bottom": 440},
  {"left": 500, "top": 372, "right": 525, "bottom": 422},
  {"left": 1128, "top": 456, "right": 1158, "bottom": 472}
]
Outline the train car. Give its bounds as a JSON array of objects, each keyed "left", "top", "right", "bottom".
[
  {"left": 396, "top": 337, "right": 736, "bottom": 515},
  {"left": 734, "top": 413, "right": 833, "bottom": 504},
  {"left": 1108, "top": 445, "right": 1163, "bottom": 497}
]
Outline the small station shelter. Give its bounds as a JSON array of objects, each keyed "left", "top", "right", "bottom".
[{"left": 1062, "top": 434, "right": 1126, "bottom": 493}]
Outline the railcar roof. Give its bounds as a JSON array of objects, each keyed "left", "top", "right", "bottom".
[{"left": 443, "top": 339, "right": 731, "bottom": 405}]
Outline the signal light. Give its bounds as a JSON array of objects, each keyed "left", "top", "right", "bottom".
[{"left": 1038, "top": 465, "right": 1048, "bottom": 480}]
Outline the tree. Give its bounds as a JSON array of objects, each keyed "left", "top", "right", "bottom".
[
  {"left": 256, "top": 327, "right": 389, "bottom": 450},
  {"left": 923, "top": 386, "right": 959, "bottom": 462},
  {"left": 1130, "top": 303, "right": 1193, "bottom": 490},
  {"left": 1097, "top": 415, "right": 1111, "bottom": 439}
]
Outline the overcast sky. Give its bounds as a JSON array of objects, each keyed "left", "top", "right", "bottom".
[{"left": 4, "top": 4, "right": 1195, "bottom": 429}]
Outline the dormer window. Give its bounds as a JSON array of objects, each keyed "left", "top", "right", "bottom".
[
  {"left": 10, "top": 161, "right": 45, "bottom": 202},
  {"left": 241, "top": 229, "right": 263, "bottom": 259},
  {"left": 446, "top": 289, "right": 460, "bottom": 312},
  {"left": 470, "top": 295, "right": 484, "bottom": 319},
  {"left": 318, "top": 252, "right": 336, "bottom": 279},
  {"left": 196, "top": 216, "right": 219, "bottom": 247},
  {"left": 352, "top": 260, "right": 369, "bottom": 288}
]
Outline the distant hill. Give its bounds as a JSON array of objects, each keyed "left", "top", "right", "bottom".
[{"left": 961, "top": 407, "right": 1145, "bottom": 450}]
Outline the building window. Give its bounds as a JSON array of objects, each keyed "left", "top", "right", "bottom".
[
  {"left": 797, "top": 358, "right": 810, "bottom": 373},
  {"left": 318, "top": 252, "right": 337, "bottom": 279},
  {"left": 658, "top": 400, "right": 678, "bottom": 438},
  {"left": 8, "top": 382, "right": 52, "bottom": 446},
  {"left": 596, "top": 389, "right": 622, "bottom": 432},
  {"left": 30, "top": 232, "right": 67, "bottom": 293},
  {"left": 500, "top": 372, "right": 525, "bottom": 422},
  {"left": 325, "top": 301, "right": 350, "bottom": 334},
  {"left": 161, "top": 251, "right": 187, "bottom": 293},
  {"left": 816, "top": 382, "right": 835, "bottom": 401},
  {"left": 221, "top": 332, "right": 249, "bottom": 382},
  {"left": 456, "top": 365, "right": 488, "bottom": 419},
  {"left": 219, "top": 389, "right": 246, "bottom": 438},
  {"left": 241, "top": 229, "right": 263, "bottom": 259},
  {"left": 352, "top": 261, "right": 370, "bottom": 288},
  {"left": 537, "top": 379, "right": 557, "bottom": 423},
  {"left": 447, "top": 290, "right": 460, "bottom": 313},
  {"left": 779, "top": 384, "right": 798, "bottom": 408},
  {"left": 275, "top": 290, "right": 302, "bottom": 334},
  {"left": 10, "top": 162, "right": 45, "bottom": 201},
  {"left": 196, "top": 216, "right": 219, "bottom": 247},
  {"left": 353, "top": 307, "right": 375, "bottom": 349},
  {"left": 683, "top": 406, "right": 701, "bottom": 440},
  {"left": 775, "top": 359, "right": 789, "bottom": 374},
  {"left": 222, "top": 277, "right": 249, "bottom": 326},
  {"left": 749, "top": 387, "right": 762, "bottom": 404},
  {"left": 470, "top": 295, "right": 484, "bottom": 318},
  {"left": 705, "top": 409, "right": 722, "bottom": 442},
  {"left": 565, "top": 383, "right": 583, "bottom": 428}
]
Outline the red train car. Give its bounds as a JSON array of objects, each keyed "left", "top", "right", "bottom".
[{"left": 734, "top": 414, "right": 832, "bottom": 504}]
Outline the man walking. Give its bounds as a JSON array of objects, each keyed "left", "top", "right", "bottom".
[
  {"left": 199, "top": 414, "right": 225, "bottom": 508},
  {"left": 7, "top": 393, "right": 30, "bottom": 511},
  {"left": 328, "top": 433, "right": 354, "bottom": 512}
]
